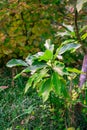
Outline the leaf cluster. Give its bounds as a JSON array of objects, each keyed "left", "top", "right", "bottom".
[{"left": 6, "top": 39, "right": 81, "bottom": 102}]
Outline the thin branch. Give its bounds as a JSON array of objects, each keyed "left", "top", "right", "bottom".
[{"left": 74, "top": 7, "right": 86, "bottom": 53}]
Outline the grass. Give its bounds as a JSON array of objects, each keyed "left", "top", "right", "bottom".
[
  {"left": 1, "top": 67, "right": 87, "bottom": 130},
  {"left": 0, "top": 67, "right": 65, "bottom": 130}
]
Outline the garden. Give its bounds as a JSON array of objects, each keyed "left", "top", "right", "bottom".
[{"left": 0, "top": 0, "right": 87, "bottom": 130}]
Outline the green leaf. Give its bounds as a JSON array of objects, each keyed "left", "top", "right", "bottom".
[
  {"left": 66, "top": 67, "right": 83, "bottom": 74},
  {"left": 26, "top": 52, "right": 44, "bottom": 65},
  {"left": 81, "top": 33, "right": 87, "bottom": 40},
  {"left": 53, "top": 66, "right": 64, "bottom": 76},
  {"left": 67, "top": 127, "right": 75, "bottom": 130},
  {"left": 76, "top": 0, "right": 87, "bottom": 12},
  {"left": 24, "top": 73, "right": 38, "bottom": 93},
  {"left": 39, "top": 78, "right": 52, "bottom": 102},
  {"left": 44, "top": 39, "right": 54, "bottom": 52},
  {"left": 53, "top": 61, "right": 65, "bottom": 76},
  {"left": 61, "top": 79, "right": 69, "bottom": 98},
  {"left": 14, "top": 67, "right": 31, "bottom": 79},
  {"left": 58, "top": 43, "right": 81, "bottom": 55},
  {"left": 39, "top": 50, "right": 53, "bottom": 62},
  {"left": 14, "top": 73, "right": 22, "bottom": 79},
  {"left": 54, "top": 44, "right": 62, "bottom": 59},
  {"left": 6, "top": 59, "right": 28, "bottom": 68},
  {"left": 61, "top": 39, "right": 75, "bottom": 45},
  {"left": 52, "top": 72, "right": 61, "bottom": 95},
  {"left": 62, "top": 24, "right": 74, "bottom": 32},
  {"left": 33, "top": 68, "right": 49, "bottom": 88},
  {"left": 29, "top": 63, "right": 47, "bottom": 74},
  {"left": 14, "top": 63, "right": 47, "bottom": 80},
  {"left": 25, "top": 55, "right": 36, "bottom": 65}
]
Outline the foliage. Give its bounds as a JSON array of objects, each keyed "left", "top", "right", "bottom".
[
  {"left": 0, "top": 68, "right": 73, "bottom": 130},
  {"left": 0, "top": 0, "right": 67, "bottom": 64},
  {"left": 6, "top": 39, "right": 81, "bottom": 102},
  {"left": 0, "top": 0, "right": 86, "bottom": 65},
  {"left": 3, "top": 64, "right": 87, "bottom": 130},
  {"left": 1, "top": 0, "right": 87, "bottom": 129},
  {"left": 76, "top": 0, "right": 87, "bottom": 12},
  {"left": 6, "top": 39, "right": 84, "bottom": 129}
]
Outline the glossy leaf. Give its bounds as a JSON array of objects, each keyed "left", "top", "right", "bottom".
[
  {"left": 25, "top": 52, "right": 44, "bottom": 65},
  {"left": 25, "top": 55, "right": 36, "bottom": 66},
  {"left": 66, "top": 67, "right": 83, "bottom": 74},
  {"left": 76, "top": 0, "right": 87, "bottom": 12},
  {"left": 39, "top": 78, "right": 52, "bottom": 102},
  {"left": 44, "top": 39, "right": 54, "bottom": 52},
  {"left": 62, "top": 24, "right": 74, "bottom": 32},
  {"left": 29, "top": 64, "right": 46, "bottom": 74},
  {"left": 6, "top": 59, "right": 28, "bottom": 67},
  {"left": 53, "top": 61, "right": 65, "bottom": 76},
  {"left": 24, "top": 73, "right": 38, "bottom": 93},
  {"left": 58, "top": 43, "right": 81, "bottom": 55},
  {"left": 33, "top": 68, "right": 49, "bottom": 88},
  {"left": 52, "top": 72, "right": 61, "bottom": 95},
  {"left": 39, "top": 50, "right": 53, "bottom": 62}
]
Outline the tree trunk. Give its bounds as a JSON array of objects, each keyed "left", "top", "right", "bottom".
[{"left": 79, "top": 54, "right": 87, "bottom": 87}]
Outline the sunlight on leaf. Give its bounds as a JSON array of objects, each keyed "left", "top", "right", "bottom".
[
  {"left": 76, "top": 0, "right": 87, "bottom": 12},
  {"left": 24, "top": 73, "right": 38, "bottom": 93},
  {"left": 67, "top": 127, "right": 75, "bottom": 130},
  {"left": 39, "top": 50, "right": 53, "bottom": 62},
  {"left": 39, "top": 78, "right": 52, "bottom": 102},
  {"left": 6, "top": 59, "right": 28, "bottom": 67},
  {"left": 58, "top": 43, "right": 81, "bottom": 55},
  {"left": 66, "top": 67, "right": 83, "bottom": 74},
  {"left": 44, "top": 39, "right": 54, "bottom": 52}
]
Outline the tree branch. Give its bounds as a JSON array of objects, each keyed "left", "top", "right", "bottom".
[{"left": 74, "top": 7, "right": 86, "bottom": 53}]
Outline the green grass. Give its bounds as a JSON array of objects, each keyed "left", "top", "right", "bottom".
[
  {"left": 1, "top": 67, "right": 87, "bottom": 130},
  {"left": 0, "top": 67, "right": 65, "bottom": 130}
]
